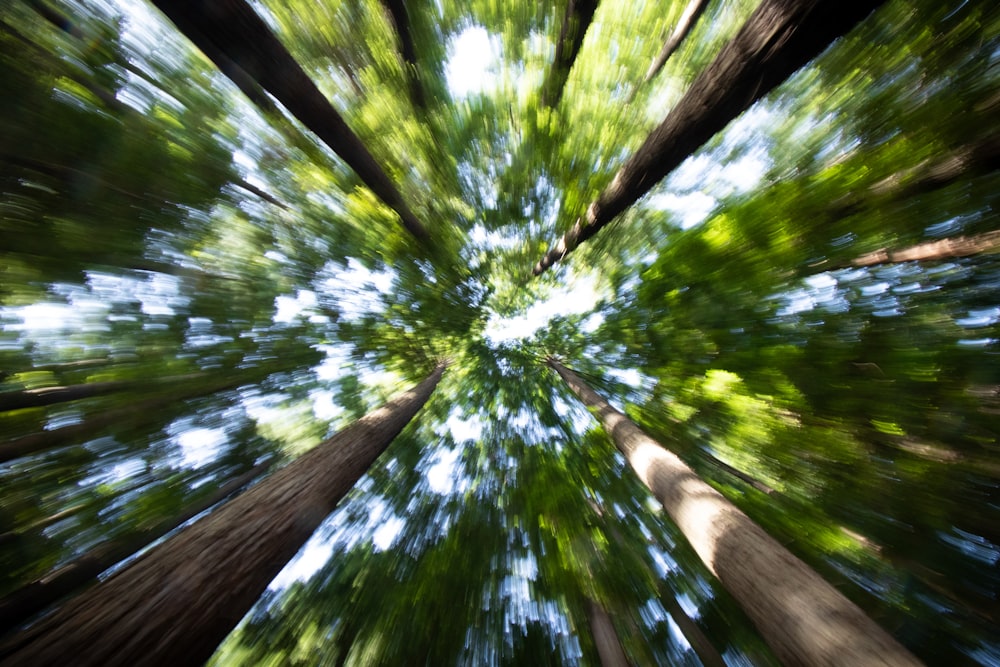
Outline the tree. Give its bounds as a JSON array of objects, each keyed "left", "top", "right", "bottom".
[
  {"left": 641, "top": 0, "right": 710, "bottom": 84},
  {"left": 379, "top": 0, "right": 428, "bottom": 110},
  {"left": 0, "top": 361, "right": 447, "bottom": 666},
  {"left": 0, "top": 461, "right": 268, "bottom": 633},
  {"left": 147, "top": 0, "right": 430, "bottom": 242},
  {"left": 546, "top": 357, "right": 921, "bottom": 666},
  {"left": 533, "top": 0, "right": 888, "bottom": 275},
  {"left": 540, "top": 0, "right": 600, "bottom": 109}
]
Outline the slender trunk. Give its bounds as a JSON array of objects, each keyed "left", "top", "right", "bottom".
[
  {"left": 0, "top": 462, "right": 269, "bottom": 634},
  {"left": 586, "top": 597, "right": 630, "bottom": 667},
  {"left": 233, "top": 180, "right": 288, "bottom": 210},
  {"left": 0, "top": 362, "right": 446, "bottom": 666},
  {"left": 843, "top": 230, "right": 1000, "bottom": 269},
  {"left": 379, "top": 0, "right": 427, "bottom": 110},
  {"left": 533, "top": 0, "right": 886, "bottom": 275},
  {"left": 702, "top": 452, "right": 777, "bottom": 495},
  {"left": 658, "top": 588, "right": 728, "bottom": 667},
  {"left": 548, "top": 358, "right": 921, "bottom": 666},
  {"left": 148, "top": 0, "right": 429, "bottom": 242},
  {"left": 0, "top": 363, "right": 294, "bottom": 462},
  {"left": 643, "top": 0, "right": 710, "bottom": 83},
  {"left": 541, "top": 0, "right": 600, "bottom": 109},
  {"left": 0, "top": 372, "right": 206, "bottom": 414}
]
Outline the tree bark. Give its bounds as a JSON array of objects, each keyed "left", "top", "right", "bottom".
[
  {"left": 0, "top": 462, "right": 269, "bottom": 634},
  {"left": 548, "top": 358, "right": 921, "bottom": 666},
  {"left": 541, "top": 0, "right": 600, "bottom": 109},
  {"left": 148, "top": 0, "right": 429, "bottom": 242},
  {"left": 586, "top": 597, "right": 630, "bottom": 667},
  {"left": 844, "top": 230, "right": 1000, "bottom": 269},
  {"left": 533, "top": 0, "right": 886, "bottom": 275},
  {"left": 378, "top": 0, "right": 427, "bottom": 110},
  {"left": 643, "top": 0, "right": 710, "bottom": 84},
  {"left": 0, "top": 372, "right": 206, "bottom": 414},
  {"left": 0, "top": 362, "right": 446, "bottom": 666}
]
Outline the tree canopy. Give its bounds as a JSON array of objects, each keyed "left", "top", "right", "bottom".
[{"left": 1, "top": 0, "right": 998, "bottom": 664}]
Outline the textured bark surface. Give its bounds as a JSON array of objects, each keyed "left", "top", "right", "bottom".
[
  {"left": 541, "top": 0, "right": 600, "bottom": 109},
  {"left": 643, "top": 0, "right": 710, "bottom": 83},
  {"left": 586, "top": 598, "right": 630, "bottom": 667},
  {"left": 0, "top": 462, "right": 268, "bottom": 634},
  {"left": 149, "top": 0, "right": 429, "bottom": 242},
  {"left": 0, "top": 362, "right": 446, "bottom": 666},
  {"left": 548, "top": 358, "right": 922, "bottom": 666},
  {"left": 533, "top": 0, "right": 886, "bottom": 275}
]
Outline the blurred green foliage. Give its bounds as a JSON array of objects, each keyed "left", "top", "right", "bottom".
[{"left": 1, "top": 0, "right": 998, "bottom": 663}]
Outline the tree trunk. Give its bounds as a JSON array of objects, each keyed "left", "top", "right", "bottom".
[
  {"left": 642, "top": 0, "right": 710, "bottom": 84},
  {"left": 585, "top": 597, "right": 630, "bottom": 667},
  {"left": 0, "top": 362, "right": 446, "bottom": 666},
  {"left": 0, "top": 364, "right": 296, "bottom": 463},
  {"left": 148, "top": 0, "right": 429, "bottom": 242},
  {"left": 0, "top": 462, "right": 269, "bottom": 634},
  {"left": 844, "top": 230, "right": 1000, "bottom": 269},
  {"left": 548, "top": 358, "right": 921, "bottom": 666},
  {"left": 533, "top": 0, "right": 886, "bottom": 275},
  {"left": 658, "top": 588, "right": 728, "bottom": 667},
  {"left": 379, "top": 0, "right": 427, "bottom": 110},
  {"left": 541, "top": 0, "right": 600, "bottom": 109},
  {"left": 0, "top": 372, "right": 207, "bottom": 414}
]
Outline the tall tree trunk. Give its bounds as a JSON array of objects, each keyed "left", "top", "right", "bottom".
[
  {"left": 642, "top": 0, "right": 710, "bottom": 84},
  {"left": 541, "top": 0, "right": 600, "bottom": 109},
  {"left": 547, "top": 358, "right": 921, "bottom": 666},
  {"left": 585, "top": 597, "right": 630, "bottom": 667},
  {"left": 842, "top": 230, "right": 1000, "bottom": 269},
  {"left": 533, "top": 0, "right": 886, "bottom": 275},
  {"left": 0, "top": 372, "right": 207, "bottom": 414},
  {"left": 0, "top": 462, "right": 269, "bottom": 634},
  {"left": 0, "top": 362, "right": 447, "bottom": 666},
  {"left": 378, "top": 0, "right": 427, "bottom": 110},
  {"left": 0, "top": 363, "right": 299, "bottom": 462},
  {"left": 148, "top": 0, "right": 429, "bottom": 242}
]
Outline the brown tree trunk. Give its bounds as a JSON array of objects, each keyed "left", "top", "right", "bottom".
[
  {"left": 541, "top": 0, "right": 600, "bottom": 109},
  {"left": 658, "top": 588, "right": 728, "bottom": 667},
  {"left": 642, "top": 0, "right": 710, "bottom": 83},
  {"left": 148, "top": 0, "right": 429, "bottom": 242},
  {"left": 379, "top": 0, "right": 427, "bottom": 110},
  {"left": 586, "top": 597, "right": 630, "bottom": 667},
  {"left": 844, "top": 230, "right": 1000, "bottom": 268},
  {"left": 533, "top": 0, "right": 886, "bottom": 275},
  {"left": 0, "top": 462, "right": 269, "bottom": 633},
  {"left": 0, "top": 372, "right": 206, "bottom": 414},
  {"left": 0, "top": 364, "right": 297, "bottom": 462},
  {"left": 548, "top": 358, "right": 921, "bottom": 666},
  {"left": 0, "top": 362, "right": 447, "bottom": 666}
]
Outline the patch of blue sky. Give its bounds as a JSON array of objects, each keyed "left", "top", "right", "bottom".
[{"left": 485, "top": 272, "right": 603, "bottom": 344}]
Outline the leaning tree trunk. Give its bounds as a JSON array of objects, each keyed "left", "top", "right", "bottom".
[
  {"left": 0, "top": 359, "right": 305, "bottom": 463},
  {"left": 585, "top": 597, "right": 630, "bottom": 667},
  {"left": 0, "top": 362, "right": 447, "bottom": 666},
  {"left": 842, "top": 230, "right": 1000, "bottom": 269},
  {"left": 547, "top": 358, "right": 921, "bottom": 666},
  {"left": 379, "top": 0, "right": 427, "bottom": 110},
  {"left": 642, "top": 0, "right": 710, "bottom": 84},
  {"left": 0, "top": 372, "right": 206, "bottom": 414},
  {"left": 541, "top": 0, "right": 600, "bottom": 109},
  {"left": 533, "top": 0, "right": 887, "bottom": 275},
  {"left": 148, "top": 0, "right": 429, "bottom": 242},
  {"left": 0, "top": 462, "right": 269, "bottom": 634}
]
